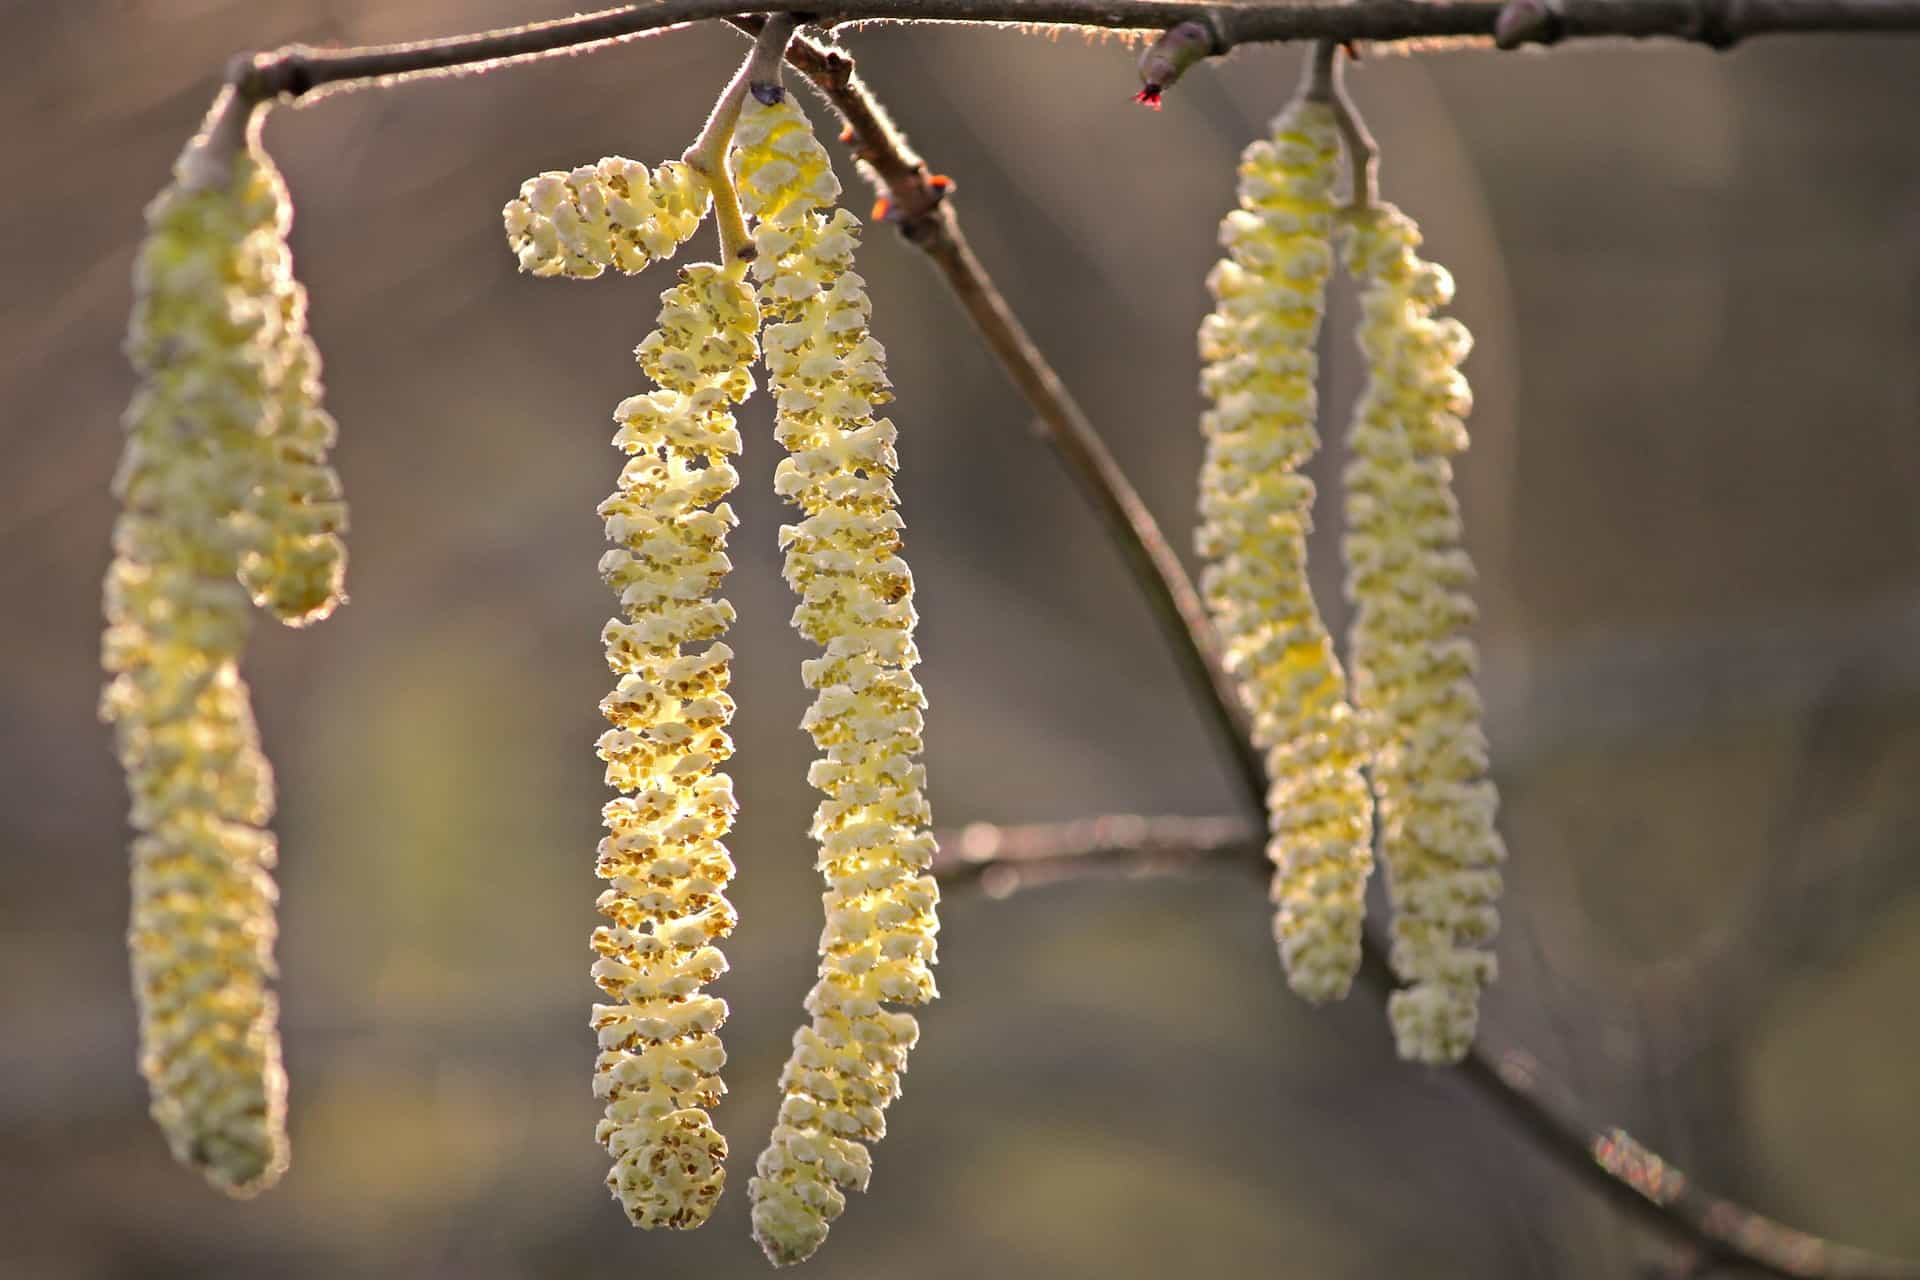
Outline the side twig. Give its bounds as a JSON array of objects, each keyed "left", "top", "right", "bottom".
[
  {"left": 221, "top": 1, "right": 1920, "bottom": 106},
  {"left": 786, "top": 37, "right": 1920, "bottom": 1280},
  {"left": 932, "top": 813, "right": 1263, "bottom": 894}
]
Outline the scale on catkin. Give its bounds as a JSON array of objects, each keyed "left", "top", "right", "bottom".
[
  {"left": 105, "top": 90, "right": 348, "bottom": 1195},
  {"left": 501, "top": 144, "right": 748, "bottom": 1229},
  {"left": 1339, "top": 201, "right": 1505, "bottom": 1066},
  {"left": 1195, "top": 97, "right": 1375, "bottom": 1005},
  {"left": 732, "top": 92, "right": 941, "bottom": 1268}
]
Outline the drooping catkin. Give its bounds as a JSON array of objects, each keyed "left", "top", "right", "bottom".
[
  {"left": 1195, "top": 99, "right": 1375, "bottom": 1004},
  {"left": 1339, "top": 201, "right": 1504, "bottom": 1065},
  {"left": 103, "top": 92, "right": 299, "bottom": 1195},
  {"left": 502, "top": 144, "right": 747, "bottom": 1228},
  {"left": 732, "top": 93, "right": 940, "bottom": 1268},
  {"left": 503, "top": 159, "right": 711, "bottom": 279},
  {"left": 589, "top": 257, "right": 759, "bottom": 1228},
  {"left": 233, "top": 188, "right": 349, "bottom": 627}
]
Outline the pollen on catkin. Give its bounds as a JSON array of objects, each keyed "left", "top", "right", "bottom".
[
  {"left": 503, "top": 159, "right": 711, "bottom": 279},
  {"left": 103, "top": 96, "right": 301, "bottom": 1195},
  {"left": 1195, "top": 99, "right": 1375, "bottom": 1005},
  {"left": 1339, "top": 202, "right": 1504, "bottom": 1065},
  {"left": 590, "top": 258, "right": 758, "bottom": 1230},
  {"left": 732, "top": 93, "right": 939, "bottom": 1268}
]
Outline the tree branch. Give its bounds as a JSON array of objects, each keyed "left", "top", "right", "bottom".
[
  {"left": 931, "top": 818, "right": 1920, "bottom": 1278},
  {"left": 223, "top": 1, "right": 1920, "bottom": 106},
  {"left": 787, "top": 37, "right": 1920, "bottom": 1280},
  {"left": 932, "top": 814, "right": 1263, "bottom": 893}
]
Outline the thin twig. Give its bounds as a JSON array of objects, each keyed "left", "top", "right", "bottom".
[
  {"left": 222, "top": 0, "right": 1920, "bottom": 106},
  {"left": 932, "top": 814, "right": 1262, "bottom": 894},
  {"left": 783, "top": 38, "right": 1920, "bottom": 1280}
]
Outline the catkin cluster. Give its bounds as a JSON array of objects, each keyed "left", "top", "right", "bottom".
[
  {"left": 1196, "top": 99, "right": 1375, "bottom": 1004},
  {"left": 732, "top": 94, "right": 940, "bottom": 1268},
  {"left": 504, "top": 159, "right": 711, "bottom": 278},
  {"left": 591, "top": 258, "right": 760, "bottom": 1228},
  {"left": 103, "top": 95, "right": 347, "bottom": 1194},
  {"left": 1339, "top": 203, "right": 1503, "bottom": 1065}
]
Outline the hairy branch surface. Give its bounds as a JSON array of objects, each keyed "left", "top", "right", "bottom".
[{"left": 225, "top": 1, "right": 1920, "bottom": 105}]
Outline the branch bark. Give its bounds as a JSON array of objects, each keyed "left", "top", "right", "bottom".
[
  {"left": 786, "top": 39, "right": 1920, "bottom": 1280},
  {"left": 226, "top": 0, "right": 1920, "bottom": 105}
]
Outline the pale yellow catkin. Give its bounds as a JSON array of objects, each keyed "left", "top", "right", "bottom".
[
  {"left": 104, "top": 94, "right": 301, "bottom": 1195},
  {"left": 502, "top": 144, "right": 749, "bottom": 1228},
  {"left": 1196, "top": 98, "right": 1375, "bottom": 1004},
  {"left": 590, "top": 256, "right": 759, "bottom": 1228},
  {"left": 1339, "top": 201, "right": 1505, "bottom": 1065},
  {"left": 732, "top": 93, "right": 939, "bottom": 1268}
]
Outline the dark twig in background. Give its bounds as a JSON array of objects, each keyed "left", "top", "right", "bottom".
[{"left": 931, "top": 814, "right": 1263, "bottom": 894}]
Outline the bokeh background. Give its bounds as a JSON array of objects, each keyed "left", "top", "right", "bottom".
[{"left": 4, "top": 3, "right": 1918, "bottom": 1276}]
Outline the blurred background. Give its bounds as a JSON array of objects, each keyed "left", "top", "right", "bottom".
[{"left": 3, "top": 3, "right": 1917, "bottom": 1276}]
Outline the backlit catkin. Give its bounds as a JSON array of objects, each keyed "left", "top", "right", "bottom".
[
  {"left": 1339, "top": 202, "right": 1504, "bottom": 1065},
  {"left": 103, "top": 95, "right": 297, "bottom": 1195},
  {"left": 733, "top": 94, "right": 939, "bottom": 1268},
  {"left": 504, "top": 159, "right": 711, "bottom": 279},
  {"left": 1195, "top": 99, "right": 1374, "bottom": 1004},
  {"left": 590, "top": 257, "right": 758, "bottom": 1229},
  {"left": 233, "top": 183, "right": 348, "bottom": 627}
]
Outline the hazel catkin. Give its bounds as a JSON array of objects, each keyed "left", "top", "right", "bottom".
[
  {"left": 1339, "top": 200, "right": 1505, "bottom": 1065},
  {"left": 1196, "top": 98, "right": 1375, "bottom": 1005},
  {"left": 105, "top": 93, "right": 301, "bottom": 1196},
  {"left": 591, "top": 259, "right": 759, "bottom": 1229},
  {"left": 732, "top": 92, "right": 940, "bottom": 1268}
]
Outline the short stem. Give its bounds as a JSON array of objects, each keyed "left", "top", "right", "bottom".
[
  {"left": 684, "top": 16, "right": 800, "bottom": 262},
  {"left": 1300, "top": 40, "right": 1377, "bottom": 209},
  {"left": 177, "top": 85, "right": 258, "bottom": 192}
]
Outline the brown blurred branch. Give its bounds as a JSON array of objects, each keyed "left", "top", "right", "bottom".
[
  {"left": 932, "top": 814, "right": 1262, "bottom": 894},
  {"left": 794, "top": 34, "right": 1920, "bottom": 1280},
  {"left": 217, "top": 1, "right": 1920, "bottom": 106},
  {"left": 934, "top": 817, "right": 1920, "bottom": 1279}
]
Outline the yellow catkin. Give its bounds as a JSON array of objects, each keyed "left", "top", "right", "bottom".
[
  {"left": 590, "top": 257, "right": 757, "bottom": 1229},
  {"left": 1339, "top": 202, "right": 1504, "bottom": 1065},
  {"left": 103, "top": 94, "right": 297, "bottom": 1195},
  {"left": 732, "top": 94, "right": 939, "bottom": 1268},
  {"left": 503, "top": 159, "right": 711, "bottom": 279},
  {"left": 1195, "top": 99, "right": 1375, "bottom": 1004},
  {"left": 232, "top": 156, "right": 348, "bottom": 627}
]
